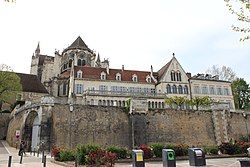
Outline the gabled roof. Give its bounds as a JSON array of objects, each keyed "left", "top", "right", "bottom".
[
  {"left": 63, "top": 36, "right": 92, "bottom": 53},
  {"left": 16, "top": 73, "right": 48, "bottom": 94},
  {"left": 157, "top": 59, "right": 172, "bottom": 80}
]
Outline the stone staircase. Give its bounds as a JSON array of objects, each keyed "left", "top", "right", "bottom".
[{"left": 212, "top": 110, "right": 229, "bottom": 145}]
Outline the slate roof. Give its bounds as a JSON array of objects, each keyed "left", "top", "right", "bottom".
[
  {"left": 16, "top": 73, "right": 48, "bottom": 93},
  {"left": 63, "top": 36, "right": 92, "bottom": 53},
  {"left": 157, "top": 59, "right": 172, "bottom": 80}
]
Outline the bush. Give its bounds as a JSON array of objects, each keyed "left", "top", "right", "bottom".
[
  {"left": 236, "top": 141, "right": 250, "bottom": 154},
  {"left": 150, "top": 143, "right": 165, "bottom": 158},
  {"left": 139, "top": 144, "right": 153, "bottom": 159},
  {"left": 219, "top": 142, "right": 238, "bottom": 155},
  {"left": 76, "top": 144, "right": 87, "bottom": 165},
  {"left": 107, "top": 146, "right": 127, "bottom": 159},
  {"left": 173, "top": 144, "right": 189, "bottom": 156},
  {"left": 203, "top": 146, "right": 219, "bottom": 155},
  {"left": 51, "top": 146, "right": 61, "bottom": 159},
  {"left": 239, "top": 135, "right": 250, "bottom": 142},
  {"left": 86, "top": 149, "right": 117, "bottom": 167},
  {"left": 59, "top": 149, "right": 75, "bottom": 161}
]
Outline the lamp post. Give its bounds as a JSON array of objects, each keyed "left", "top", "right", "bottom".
[{"left": 69, "top": 104, "right": 74, "bottom": 149}]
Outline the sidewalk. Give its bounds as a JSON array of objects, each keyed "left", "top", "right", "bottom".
[{"left": 0, "top": 140, "right": 63, "bottom": 167}]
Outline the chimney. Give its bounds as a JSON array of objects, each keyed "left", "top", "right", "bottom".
[
  {"left": 122, "top": 65, "right": 124, "bottom": 71},
  {"left": 186, "top": 72, "right": 191, "bottom": 78}
]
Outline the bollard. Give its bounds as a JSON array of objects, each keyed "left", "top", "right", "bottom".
[
  {"left": 43, "top": 155, "right": 46, "bottom": 167},
  {"left": 19, "top": 152, "right": 23, "bottom": 164},
  {"left": 8, "top": 155, "right": 12, "bottom": 167},
  {"left": 42, "top": 150, "right": 45, "bottom": 163},
  {"left": 33, "top": 148, "right": 36, "bottom": 156}
]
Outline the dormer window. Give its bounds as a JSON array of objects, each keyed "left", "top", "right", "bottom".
[
  {"left": 146, "top": 75, "right": 151, "bottom": 83},
  {"left": 116, "top": 73, "right": 121, "bottom": 81},
  {"left": 101, "top": 72, "right": 106, "bottom": 80},
  {"left": 77, "top": 70, "right": 82, "bottom": 78},
  {"left": 132, "top": 74, "right": 138, "bottom": 82}
]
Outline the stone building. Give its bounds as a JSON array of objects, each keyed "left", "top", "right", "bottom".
[{"left": 30, "top": 36, "right": 235, "bottom": 110}]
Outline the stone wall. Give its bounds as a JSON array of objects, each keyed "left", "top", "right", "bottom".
[
  {"left": 51, "top": 104, "right": 131, "bottom": 148},
  {"left": 228, "top": 111, "right": 250, "bottom": 141},
  {"left": 6, "top": 112, "right": 23, "bottom": 147},
  {"left": 145, "top": 109, "right": 216, "bottom": 146},
  {"left": 0, "top": 113, "right": 10, "bottom": 140}
]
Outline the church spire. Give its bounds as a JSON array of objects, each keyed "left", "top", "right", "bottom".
[
  {"left": 95, "top": 53, "right": 101, "bottom": 67},
  {"left": 35, "top": 42, "right": 40, "bottom": 55}
]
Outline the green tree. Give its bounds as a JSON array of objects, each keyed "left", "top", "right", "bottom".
[
  {"left": 0, "top": 64, "right": 22, "bottom": 110},
  {"left": 231, "top": 78, "right": 250, "bottom": 110},
  {"left": 165, "top": 96, "right": 188, "bottom": 110},
  {"left": 206, "top": 65, "right": 237, "bottom": 82},
  {"left": 224, "top": 0, "right": 250, "bottom": 41},
  {"left": 189, "top": 96, "right": 213, "bottom": 111}
]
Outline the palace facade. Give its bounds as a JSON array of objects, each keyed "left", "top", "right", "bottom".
[{"left": 30, "top": 36, "right": 235, "bottom": 110}]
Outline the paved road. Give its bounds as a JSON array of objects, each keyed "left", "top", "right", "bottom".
[
  {"left": 0, "top": 140, "right": 62, "bottom": 167},
  {"left": 0, "top": 140, "right": 247, "bottom": 167}
]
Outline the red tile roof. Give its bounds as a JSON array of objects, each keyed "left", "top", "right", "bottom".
[{"left": 61, "top": 66, "right": 157, "bottom": 84}]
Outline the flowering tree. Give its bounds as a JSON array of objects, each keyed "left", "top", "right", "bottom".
[{"left": 224, "top": 0, "right": 250, "bottom": 41}]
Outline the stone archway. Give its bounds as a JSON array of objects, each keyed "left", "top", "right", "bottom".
[{"left": 22, "top": 111, "right": 40, "bottom": 151}]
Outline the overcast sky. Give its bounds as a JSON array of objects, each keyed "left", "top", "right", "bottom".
[{"left": 0, "top": 0, "right": 249, "bottom": 82}]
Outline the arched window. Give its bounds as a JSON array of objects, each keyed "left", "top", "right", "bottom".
[
  {"left": 172, "top": 85, "right": 177, "bottom": 94},
  {"left": 98, "top": 100, "right": 102, "bottom": 106},
  {"left": 178, "top": 85, "right": 183, "bottom": 94},
  {"left": 132, "top": 74, "right": 138, "bottom": 82},
  {"left": 184, "top": 85, "right": 189, "bottom": 94},
  {"left": 77, "top": 59, "right": 82, "bottom": 66},
  {"left": 166, "top": 84, "right": 172, "bottom": 94},
  {"left": 171, "top": 71, "right": 176, "bottom": 81},
  {"left": 69, "top": 59, "right": 73, "bottom": 67},
  {"left": 155, "top": 102, "right": 158, "bottom": 108},
  {"left": 161, "top": 102, "right": 165, "bottom": 108},
  {"left": 148, "top": 101, "right": 151, "bottom": 108},
  {"left": 103, "top": 100, "right": 106, "bottom": 106},
  {"left": 176, "top": 71, "right": 182, "bottom": 81},
  {"left": 82, "top": 60, "right": 86, "bottom": 66},
  {"left": 158, "top": 102, "right": 161, "bottom": 108},
  {"left": 77, "top": 70, "right": 82, "bottom": 78}
]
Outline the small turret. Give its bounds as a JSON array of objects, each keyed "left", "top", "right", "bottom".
[
  {"left": 35, "top": 42, "right": 40, "bottom": 55},
  {"left": 95, "top": 53, "right": 101, "bottom": 67}
]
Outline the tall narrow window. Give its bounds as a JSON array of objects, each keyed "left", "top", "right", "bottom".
[
  {"left": 176, "top": 71, "right": 182, "bottom": 81},
  {"left": 178, "top": 85, "right": 183, "bottom": 94},
  {"left": 209, "top": 86, "right": 215, "bottom": 94},
  {"left": 172, "top": 85, "right": 177, "bottom": 94},
  {"left": 166, "top": 84, "right": 172, "bottom": 94},
  {"left": 171, "top": 71, "right": 176, "bottom": 81},
  {"left": 75, "top": 84, "right": 83, "bottom": 94},
  {"left": 183, "top": 85, "right": 189, "bottom": 94},
  {"left": 77, "top": 59, "right": 82, "bottom": 66}
]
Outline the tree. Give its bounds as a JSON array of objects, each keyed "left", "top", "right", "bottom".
[
  {"left": 206, "top": 65, "right": 237, "bottom": 82},
  {"left": 231, "top": 78, "right": 250, "bottom": 110},
  {"left": 0, "top": 64, "right": 22, "bottom": 110},
  {"left": 189, "top": 96, "right": 213, "bottom": 111},
  {"left": 165, "top": 96, "right": 188, "bottom": 110},
  {"left": 224, "top": 0, "right": 250, "bottom": 41}
]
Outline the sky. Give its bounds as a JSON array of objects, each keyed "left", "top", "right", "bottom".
[{"left": 0, "top": 0, "right": 249, "bottom": 82}]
